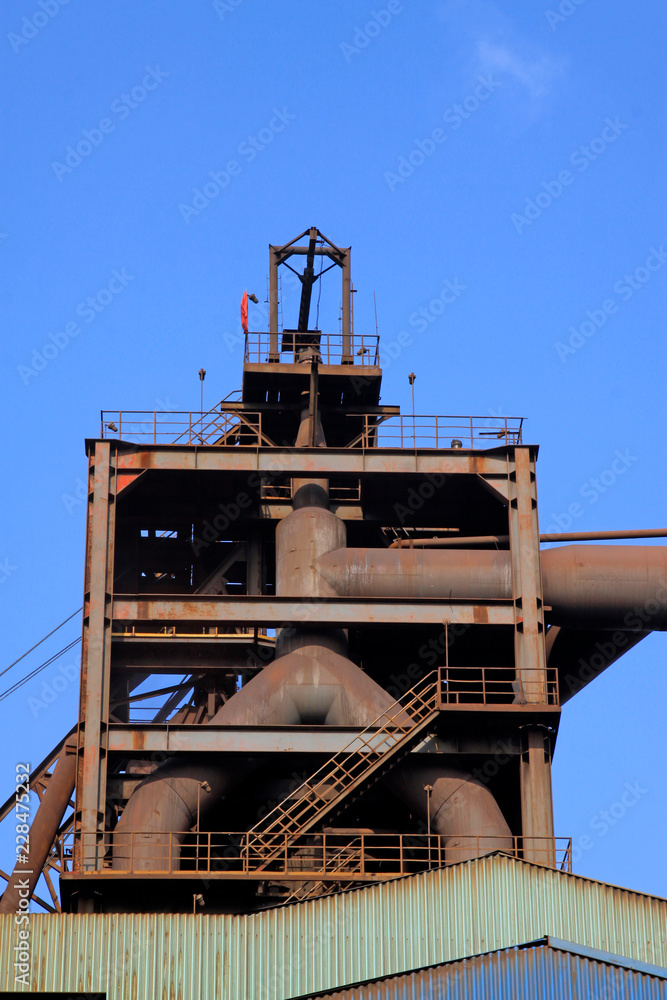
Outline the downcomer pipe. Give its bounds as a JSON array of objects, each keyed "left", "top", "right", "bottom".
[{"left": 315, "top": 545, "right": 667, "bottom": 629}]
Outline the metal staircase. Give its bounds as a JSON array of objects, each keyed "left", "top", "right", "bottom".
[
  {"left": 245, "top": 670, "right": 444, "bottom": 871},
  {"left": 283, "top": 840, "right": 362, "bottom": 903}
]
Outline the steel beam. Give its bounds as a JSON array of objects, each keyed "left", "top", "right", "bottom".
[
  {"left": 508, "top": 448, "right": 547, "bottom": 703},
  {"left": 75, "top": 441, "right": 116, "bottom": 873},
  {"left": 111, "top": 595, "right": 515, "bottom": 627},
  {"left": 507, "top": 448, "right": 555, "bottom": 861},
  {"left": 268, "top": 244, "right": 279, "bottom": 361},
  {"left": 342, "top": 246, "right": 352, "bottom": 362},
  {"left": 520, "top": 727, "right": 555, "bottom": 865},
  {"left": 105, "top": 726, "right": 530, "bottom": 755},
  {"left": 112, "top": 444, "right": 523, "bottom": 477}
]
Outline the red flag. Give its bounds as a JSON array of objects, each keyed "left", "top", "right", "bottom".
[{"left": 240, "top": 289, "right": 248, "bottom": 334}]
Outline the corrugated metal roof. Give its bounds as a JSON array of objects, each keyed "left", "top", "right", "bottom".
[
  {"left": 291, "top": 938, "right": 667, "bottom": 999},
  {"left": 1, "top": 854, "right": 666, "bottom": 999}
]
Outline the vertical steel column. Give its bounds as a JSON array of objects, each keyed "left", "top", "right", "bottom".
[
  {"left": 508, "top": 447, "right": 546, "bottom": 702},
  {"left": 519, "top": 727, "right": 555, "bottom": 865},
  {"left": 74, "top": 440, "right": 116, "bottom": 877},
  {"left": 341, "top": 247, "right": 352, "bottom": 364},
  {"left": 269, "top": 244, "right": 279, "bottom": 361},
  {"left": 508, "top": 447, "right": 554, "bottom": 863},
  {"left": 246, "top": 536, "right": 262, "bottom": 595}
]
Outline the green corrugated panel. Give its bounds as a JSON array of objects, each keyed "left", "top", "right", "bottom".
[{"left": 1, "top": 854, "right": 666, "bottom": 998}]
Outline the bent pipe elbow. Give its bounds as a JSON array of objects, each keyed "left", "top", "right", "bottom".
[
  {"left": 385, "top": 764, "right": 513, "bottom": 862},
  {"left": 111, "top": 759, "right": 244, "bottom": 872},
  {"left": 112, "top": 646, "right": 404, "bottom": 872}
]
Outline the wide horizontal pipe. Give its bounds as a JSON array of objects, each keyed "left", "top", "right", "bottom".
[
  {"left": 316, "top": 545, "right": 667, "bottom": 629},
  {"left": 389, "top": 529, "right": 667, "bottom": 548}
]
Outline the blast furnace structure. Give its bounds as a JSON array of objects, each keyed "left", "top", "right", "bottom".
[{"left": 1, "top": 231, "right": 666, "bottom": 992}]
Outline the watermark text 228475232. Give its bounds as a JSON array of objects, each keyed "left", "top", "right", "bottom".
[
  {"left": 13, "top": 763, "right": 31, "bottom": 987},
  {"left": 51, "top": 66, "right": 169, "bottom": 181}
]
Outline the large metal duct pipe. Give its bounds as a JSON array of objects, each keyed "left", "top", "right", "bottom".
[
  {"left": 0, "top": 737, "right": 76, "bottom": 914},
  {"left": 387, "top": 765, "right": 514, "bottom": 858},
  {"left": 276, "top": 484, "right": 345, "bottom": 601},
  {"left": 275, "top": 481, "right": 347, "bottom": 657},
  {"left": 113, "top": 660, "right": 513, "bottom": 870},
  {"left": 315, "top": 545, "right": 667, "bottom": 630},
  {"left": 111, "top": 758, "right": 251, "bottom": 872},
  {"left": 291, "top": 397, "right": 328, "bottom": 497},
  {"left": 541, "top": 544, "right": 667, "bottom": 628}
]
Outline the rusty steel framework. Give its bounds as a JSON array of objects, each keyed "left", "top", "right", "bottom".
[{"left": 1, "top": 227, "right": 665, "bottom": 916}]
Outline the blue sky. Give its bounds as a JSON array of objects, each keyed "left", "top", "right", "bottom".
[{"left": 0, "top": 0, "right": 665, "bottom": 903}]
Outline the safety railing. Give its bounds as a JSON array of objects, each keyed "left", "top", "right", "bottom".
[
  {"left": 63, "top": 831, "right": 572, "bottom": 876},
  {"left": 245, "top": 670, "right": 443, "bottom": 859},
  {"left": 347, "top": 414, "right": 524, "bottom": 449},
  {"left": 112, "top": 626, "right": 273, "bottom": 640},
  {"left": 101, "top": 409, "right": 523, "bottom": 450},
  {"left": 440, "top": 666, "right": 558, "bottom": 706},
  {"left": 261, "top": 480, "right": 362, "bottom": 503},
  {"left": 101, "top": 409, "right": 276, "bottom": 447},
  {"left": 244, "top": 332, "right": 380, "bottom": 366}
]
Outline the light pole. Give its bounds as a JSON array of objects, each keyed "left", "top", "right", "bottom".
[
  {"left": 198, "top": 368, "right": 206, "bottom": 443},
  {"left": 424, "top": 783, "right": 433, "bottom": 866},
  {"left": 408, "top": 373, "right": 416, "bottom": 446}
]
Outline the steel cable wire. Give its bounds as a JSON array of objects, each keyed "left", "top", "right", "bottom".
[
  {"left": 0, "top": 637, "right": 81, "bottom": 702},
  {"left": 0, "top": 608, "right": 82, "bottom": 679}
]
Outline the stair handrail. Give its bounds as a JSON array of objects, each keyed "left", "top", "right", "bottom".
[{"left": 246, "top": 670, "right": 442, "bottom": 849}]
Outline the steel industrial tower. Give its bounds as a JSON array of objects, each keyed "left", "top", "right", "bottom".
[{"left": 2, "top": 228, "right": 665, "bottom": 918}]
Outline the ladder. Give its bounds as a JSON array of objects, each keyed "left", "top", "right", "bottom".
[{"left": 245, "top": 670, "right": 443, "bottom": 871}]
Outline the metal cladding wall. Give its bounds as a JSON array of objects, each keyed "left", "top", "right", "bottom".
[
  {"left": 1, "top": 855, "right": 666, "bottom": 998},
  {"left": 295, "top": 940, "right": 667, "bottom": 1000}
]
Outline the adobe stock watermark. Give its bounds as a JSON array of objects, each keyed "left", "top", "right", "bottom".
[
  {"left": 570, "top": 781, "right": 648, "bottom": 863},
  {"left": 12, "top": 762, "right": 32, "bottom": 986},
  {"left": 8, "top": 0, "right": 71, "bottom": 54},
  {"left": 542, "top": 448, "right": 639, "bottom": 533},
  {"left": 179, "top": 107, "right": 296, "bottom": 223},
  {"left": 385, "top": 622, "right": 472, "bottom": 699},
  {"left": 0, "top": 557, "right": 18, "bottom": 584},
  {"left": 17, "top": 267, "right": 134, "bottom": 385},
  {"left": 340, "top": 1, "right": 403, "bottom": 62},
  {"left": 560, "top": 578, "right": 667, "bottom": 701},
  {"left": 393, "top": 473, "right": 446, "bottom": 524},
  {"left": 385, "top": 75, "right": 501, "bottom": 191},
  {"left": 350, "top": 275, "right": 467, "bottom": 396},
  {"left": 511, "top": 117, "right": 628, "bottom": 235},
  {"left": 545, "top": 0, "right": 589, "bottom": 31},
  {"left": 60, "top": 399, "right": 179, "bottom": 512},
  {"left": 51, "top": 67, "right": 170, "bottom": 181},
  {"left": 222, "top": 269, "right": 300, "bottom": 354},
  {"left": 213, "top": 0, "right": 243, "bottom": 20},
  {"left": 191, "top": 448, "right": 299, "bottom": 555},
  {"left": 27, "top": 660, "right": 78, "bottom": 717},
  {"left": 555, "top": 246, "right": 666, "bottom": 362}
]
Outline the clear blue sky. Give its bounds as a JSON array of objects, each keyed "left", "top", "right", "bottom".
[{"left": 1, "top": 0, "right": 665, "bottom": 903}]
